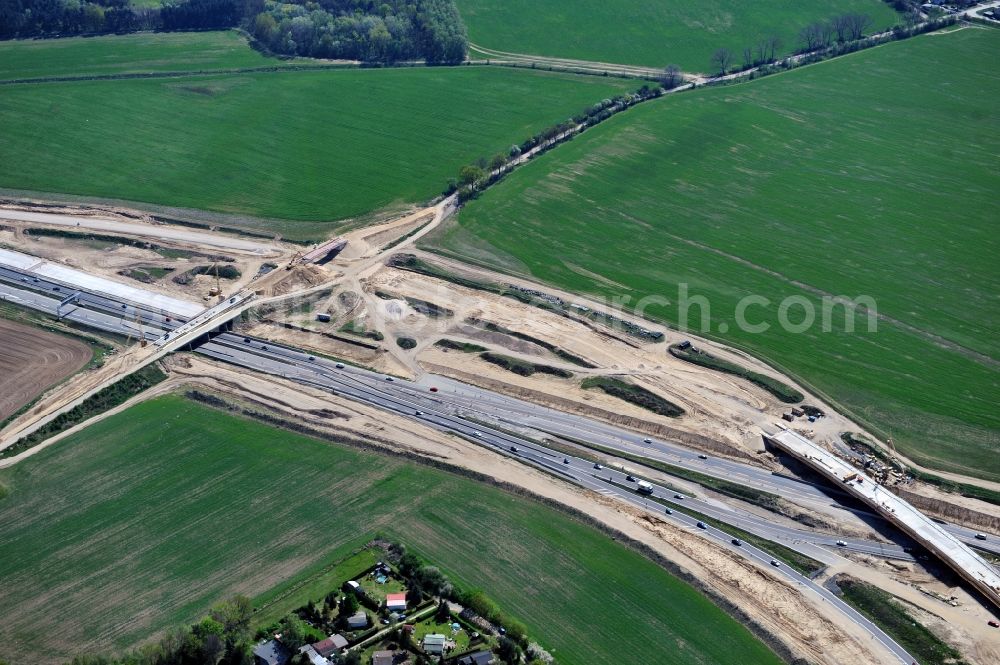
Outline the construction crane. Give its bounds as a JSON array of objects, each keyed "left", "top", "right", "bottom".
[
  {"left": 285, "top": 250, "right": 302, "bottom": 270},
  {"left": 135, "top": 310, "right": 147, "bottom": 347},
  {"left": 123, "top": 309, "right": 147, "bottom": 348}
]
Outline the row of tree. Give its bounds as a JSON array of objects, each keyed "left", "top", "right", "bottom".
[
  {"left": 0, "top": 0, "right": 242, "bottom": 40},
  {"left": 449, "top": 84, "right": 664, "bottom": 202},
  {"left": 718, "top": 14, "right": 959, "bottom": 84},
  {"left": 0, "top": 0, "right": 468, "bottom": 65},
  {"left": 709, "top": 12, "right": 877, "bottom": 75},
  {"left": 248, "top": 0, "right": 466, "bottom": 64}
]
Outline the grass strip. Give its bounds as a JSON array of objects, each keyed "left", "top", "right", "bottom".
[
  {"left": 581, "top": 376, "right": 684, "bottom": 417},
  {"left": 0, "top": 363, "right": 167, "bottom": 460},
  {"left": 480, "top": 352, "right": 573, "bottom": 378},
  {"left": 338, "top": 320, "right": 385, "bottom": 342},
  {"left": 434, "top": 338, "right": 487, "bottom": 353},
  {"left": 466, "top": 317, "right": 596, "bottom": 367},
  {"left": 669, "top": 344, "right": 803, "bottom": 404},
  {"left": 401, "top": 295, "right": 453, "bottom": 318},
  {"left": 837, "top": 577, "right": 967, "bottom": 665},
  {"left": 908, "top": 468, "right": 1000, "bottom": 509},
  {"left": 380, "top": 220, "right": 433, "bottom": 252}
]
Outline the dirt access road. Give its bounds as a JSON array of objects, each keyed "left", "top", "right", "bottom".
[
  {"left": 0, "top": 318, "right": 91, "bottom": 421},
  {"left": 0, "top": 208, "right": 284, "bottom": 257}
]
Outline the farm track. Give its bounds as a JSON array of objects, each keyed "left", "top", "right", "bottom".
[
  {"left": 0, "top": 318, "right": 91, "bottom": 421},
  {"left": 468, "top": 42, "right": 670, "bottom": 78},
  {"left": 0, "top": 61, "right": 361, "bottom": 86}
]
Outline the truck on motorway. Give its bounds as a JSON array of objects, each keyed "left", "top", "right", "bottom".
[{"left": 636, "top": 480, "right": 654, "bottom": 495}]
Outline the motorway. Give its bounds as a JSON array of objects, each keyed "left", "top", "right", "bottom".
[
  {"left": 2, "top": 266, "right": 997, "bottom": 564},
  {"left": 8, "top": 265, "right": 1000, "bottom": 663}
]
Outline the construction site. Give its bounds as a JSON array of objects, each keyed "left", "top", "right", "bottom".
[{"left": 1, "top": 200, "right": 998, "bottom": 665}]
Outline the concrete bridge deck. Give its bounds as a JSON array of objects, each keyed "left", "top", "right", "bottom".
[{"left": 765, "top": 427, "right": 1000, "bottom": 609}]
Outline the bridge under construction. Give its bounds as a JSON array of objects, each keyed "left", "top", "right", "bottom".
[{"left": 765, "top": 427, "right": 1000, "bottom": 610}]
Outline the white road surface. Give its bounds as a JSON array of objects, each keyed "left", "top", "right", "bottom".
[{"left": 0, "top": 247, "right": 205, "bottom": 317}]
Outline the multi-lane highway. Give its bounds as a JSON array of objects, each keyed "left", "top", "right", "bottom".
[
  {"left": 8, "top": 263, "right": 1000, "bottom": 663},
  {"left": 1, "top": 265, "right": 996, "bottom": 562}
]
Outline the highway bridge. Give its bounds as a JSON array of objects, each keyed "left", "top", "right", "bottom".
[{"left": 767, "top": 428, "right": 1000, "bottom": 610}]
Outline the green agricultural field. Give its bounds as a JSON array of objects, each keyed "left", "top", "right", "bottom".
[
  {"left": 0, "top": 395, "right": 782, "bottom": 665},
  {"left": 457, "top": 0, "right": 898, "bottom": 70},
  {"left": 0, "top": 30, "right": 290, "bottom": 81},
  {"left": 0, "top": 66, "right": 632, "bottom": 239},
  {"left": 431, "top": 29, "right": 1000, "bottom": 481}
]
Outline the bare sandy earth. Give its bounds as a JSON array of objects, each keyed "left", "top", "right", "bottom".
[
  {"left": 0, "top": 213, "right": 296, "bottom": 311},
  {"left": 0, "top": 207, "right": 283, "bottom": 255},
  {"left": 363, "top": 264, "right": 849, "bottom": 457},
  {"left": 0, "top": 318, "right": 92, "bottom": 421}
]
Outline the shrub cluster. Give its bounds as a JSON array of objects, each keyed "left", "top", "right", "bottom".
[
  {"left": 249, "top": 0, "right": 466, "bottom": 64},
  {"left": 581, "top": 376, "right": 685, "bottom": 418},
  {"left": 480, "top": 352, "right": 573, "bottom": 379}
]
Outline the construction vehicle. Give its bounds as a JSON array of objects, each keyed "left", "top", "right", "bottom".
[
  {"left": 206, "top": 263, "right": 223, "bottom": 301},
  {"left": 285, "top": 250, "right": 302, "bottom": 270},
  {"left": 842, "top": 473, "right": 858, "bottom": 483}
]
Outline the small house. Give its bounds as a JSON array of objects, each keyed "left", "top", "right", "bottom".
[
  {"left": 423, "top": 633, "right": 446, "bottom": 655},
  {"left": 385, "top": 592, "right": 407, "bottom": 612},
  {"left": 457, "top": 652, "right": 494, "bottom": 665},
  {"left": 299, "top": 645, "right": 329, "bottom": 665},
  {"left": 371, "top": 651, "right": 395, "bottom": 665},
  {"left": 346, "top": 611, "right": 368, "bottom": 629},
  {"left": 311, "top": 635, "right": 348, "bottom": 658},
  {"left": 253, "top": 640, "right": 290, "bottom": 665}
]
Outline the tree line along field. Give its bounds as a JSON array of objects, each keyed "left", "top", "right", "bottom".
[
  {"left": 456, "top": 0, "right": 899, "bottom": 70},
  {"left": 0, "top": 56, "right": 634, "bottom": 240},
  {"left": 0, "top": 395, "right": 783, "bottom": 665},
  {"left": 0, "top": 30, "right": 295, "bottom": 82},
  {"left": 431, "top": 28, "right": 1000, "bottom": 481}
]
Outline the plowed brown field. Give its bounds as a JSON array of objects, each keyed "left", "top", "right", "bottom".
[{"left": 0, "top": 319, "right": 91, "bottom": 421}]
